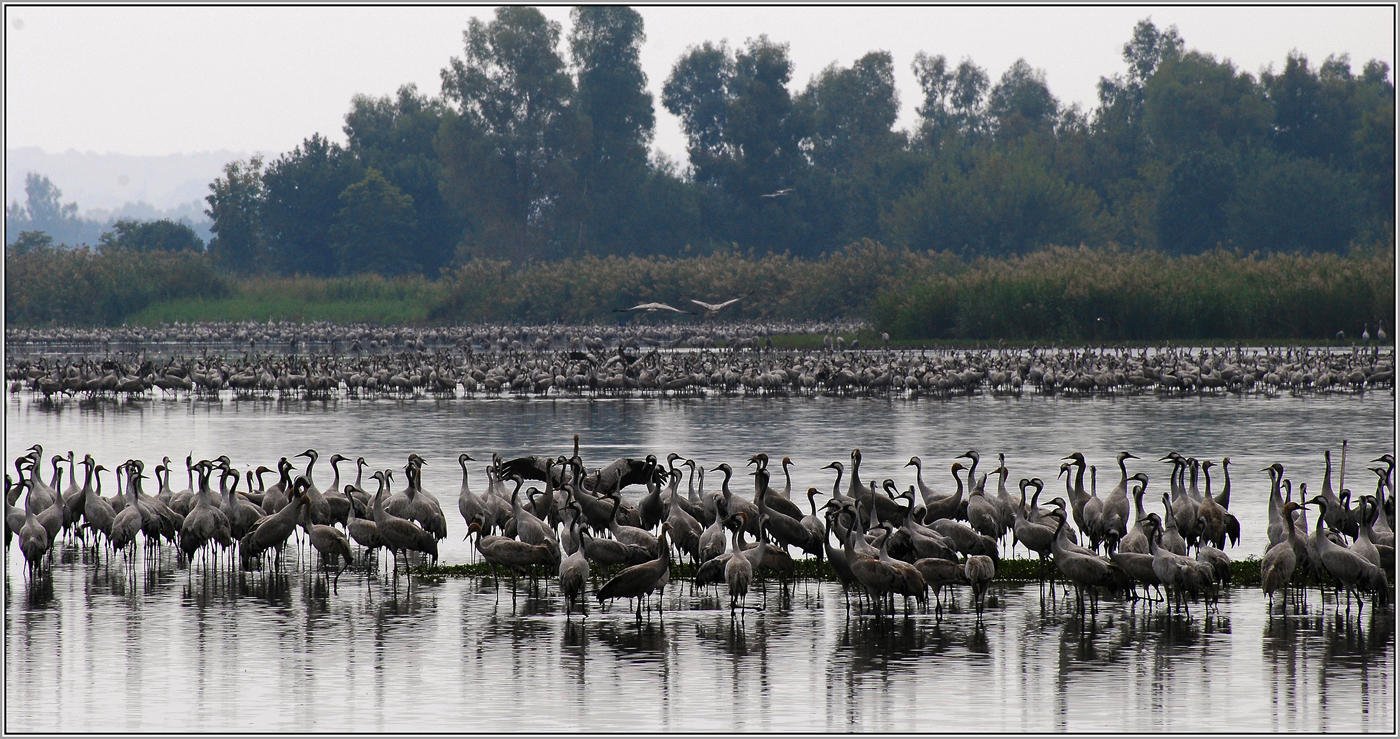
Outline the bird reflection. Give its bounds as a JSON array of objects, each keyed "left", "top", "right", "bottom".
[{"left": 596, "top": 618, "right": 668, "bottom": 659}]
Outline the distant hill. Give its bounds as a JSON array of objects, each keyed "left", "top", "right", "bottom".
[
  {"left": 5, "top": 147, "right": 253, "bottom": 211},
  {"left": 5, "top": 147, "right": 265, "bottom": 244}
]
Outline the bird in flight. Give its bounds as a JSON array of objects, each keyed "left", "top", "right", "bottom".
[
  {"left": 760, "top": 188, "right": 794, "bottom": 199},
  {"left": 690, "top": 290, "right": 755, "bottom": 315},
  {"left": 613, "top": 302, "right": 693, "bottom": 314}
]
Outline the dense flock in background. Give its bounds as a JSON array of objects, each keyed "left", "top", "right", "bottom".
[{"left": 5, "top": 320, "right": 1394, "bottom": 400}]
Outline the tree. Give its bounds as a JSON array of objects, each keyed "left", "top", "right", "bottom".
[
  {"left": 4, "top": 172, "right": 99, "bottom": 246},
  {"left": 261, "top": 134, "right": 363, "bottom": 276},
  {"left": 882, "top": 147, "right": 1104, "bottom": 258},
  {"left": 7, "top": 230, "right": 53, "bottom": 255},
  {"left": 662, "top": 40, "right": 735, "bottom": 183},
  {"left": 345, "top": 84, "right": 459, "bottom": 273},
  {"left": 987, "top": 59, "right": 1059, "bottom": 140},
  {"left": 1144, "top": 50, "right": 1272, "bottom": 161},
  {"left": 330, "top": 168, "right": 418, "bottom": 276},
  {"left": 1261, "top": 52, "right": 1359, "bottom": 165},
  {"left": 1156, "top": 150, "right": 1237, "bottom": 254},
  {"left": 800, "top": 51, "right": 900, "bottom": 173},
  {"left": 1227, "top": 150, "right": 1359, "bottom": 254},
  {"left": 439, "top": 6, "right": 579, "bottom": 261},
  {"left": 205, "top": 157, "right": 269, "bottom": 274},
  {"left": 721, "top": 36, "right": 810, "bottom": 250},
  {"left": 569, "top": 6, "right": 655, "bottom": 255},
  {"left": 97, "top": 218, "right": 205, "bottom": 253},
  {"left": 1091, "top": 19, "right": 1183, "bottom": 184},
  {"left": 912, "top": 54, "right": 989, "bottom": 146},
  {"left": 797, "top": 51, "right": 906, "bottom": 251}
]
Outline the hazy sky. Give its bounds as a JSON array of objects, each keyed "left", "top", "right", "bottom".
[{"left": 5, "top": 5, "right": 1395, "bottom": 161}]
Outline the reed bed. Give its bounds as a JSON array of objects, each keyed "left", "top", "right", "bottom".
[
  {"left": 125, "top": 274, "right": 446, "bottom": 325},
  {"left": 5, "top": 246, "right": 229, "bottom": 326},
  {"left": 8, "top": 241, "right": 1392, "bottom": 339},
  {"left": 872, "top": 246, "right": 1396, "bottom": 341}
]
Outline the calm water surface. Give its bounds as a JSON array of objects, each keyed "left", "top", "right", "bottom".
[{"left": 5, "top": 391, "right": 1395, "bottom": 732}]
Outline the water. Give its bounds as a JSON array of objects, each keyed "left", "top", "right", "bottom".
[{"left": 5, "top": 391, "right": 1395, "bottom": 732}]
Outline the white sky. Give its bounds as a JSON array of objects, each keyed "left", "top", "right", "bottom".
[{"left": 5, "top": 5, "right": 1395, "bottom": 160}]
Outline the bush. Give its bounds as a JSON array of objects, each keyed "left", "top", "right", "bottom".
[{"left": 6, "top": 245, "right": 230, "bottom": 325}]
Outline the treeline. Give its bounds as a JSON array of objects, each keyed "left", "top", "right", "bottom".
[
  {"left": 9, "top": 241, "right": 1391, "bottom": 342},
  {"left": 185, "top": 9, "right": 1391, "bottom": 276}
]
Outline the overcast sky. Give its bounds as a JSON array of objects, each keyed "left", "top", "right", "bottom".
[{"left": 5, "top": 5, "right": 1395, "bottom": 161}]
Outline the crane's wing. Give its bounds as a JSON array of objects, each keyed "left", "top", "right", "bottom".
[
  {"left": 690, "top": 299, "right": 719, "bottom": 311},
  {"left": 496, "top": 456, "right": 553, "bottom": 482}
]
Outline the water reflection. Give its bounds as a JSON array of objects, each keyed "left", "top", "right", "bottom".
[{"left": 4, "top": 551, "right": 1396, "bottom": 732}]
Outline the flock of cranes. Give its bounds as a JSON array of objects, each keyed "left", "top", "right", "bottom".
[
  {"left": 8, "top": 437, "right": 1394, "bottom": 623},
  {"left": 7, "top": 343, "right": 1393, "bottom": 403}
]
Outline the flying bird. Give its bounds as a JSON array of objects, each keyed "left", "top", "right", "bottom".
[
  {"left": 760, "top": 188, "right": 794, "bottom": 199},
  {"left": 690, "top": 290, "right": 755, "bottom": 315},
  {"left": 613, "top": 302, "right": 693, "bottom": 314}
]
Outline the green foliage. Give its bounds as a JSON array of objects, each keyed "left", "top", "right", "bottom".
[
  {"left": 568, "top": 6, "right": 657, "bottom": 256},
  {"left": 882, "top": 148, "right": 1105, "bottom": 258},
  {"left": 873, "top": 246, "right": 1396, "bottom": 341},
  {"left": 5, "top": 244, "right": 229, "bottom": 326},
  {"left": 205, "top": 157, "right": 269, "bottom": 274},
  {"left": 7, "top": 230, "right": 53, "bottom": 255},
  {"left": 331, "top": 168, "right": 418, "bottom": 276},
  {"left": 440, "top": 6, "right": 579, "bottom": 261},
  {"left": 987, "top": 59, "right": 1059, "bottom": 140},
  {"left": 183, "top": 13, "right": 1392, "bottom": 280},
  {"left": 262, "top": 134, "right": 363, "bottom": 277},
  {"left": 429, "top": 239, "right": 946, "bottom": 324},
  {"left": 344, "top": 84, "right": 459, "bottom": 274},
  {"left": 97, "top": 218, "right": 205, "bottom": 254},
  {"left": 126, "top": 274, "right": 441, "bottom": 325}
]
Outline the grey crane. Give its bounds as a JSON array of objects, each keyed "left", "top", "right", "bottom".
[
  {"left": 1261, "top": 501, "right": 1304, "bottom": 609},
  {"left": 597, "top": 523, "right": 672, "bottom": 617},
  {"left": 965, "top": 554, "right": 996, "bottom": 621},
  {"left": 724, "top": 513, "right": 755, "bottom": 613},
  {"left": 559, "top": 515, "right": 590, "bottom": 617},
  {"left": 240, "top": 479, "right": 309, "bottom": 568}
]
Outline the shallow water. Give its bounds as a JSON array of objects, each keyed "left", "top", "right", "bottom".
[
  {"left": 4, "top": 551, "right": 1393, "bottom": 733},
  {"left": 4, "top": 391, "right": 1395, "bottom": 732}
]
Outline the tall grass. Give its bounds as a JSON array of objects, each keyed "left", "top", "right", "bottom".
[
  {"left": 429, "top": 240, "right": 947, "bottom": 323},
  {"left": 9, "top": 241, "right": 1393, "bottom": 339},
  {"left": 871, "top": 246, "right": 1396, "bottom": 341},
  {"left": 126, "top": 274, "right": 444, "bottom": 325},
  {"left": 5, "top": 246, "right": 230, "bottom": 326}
]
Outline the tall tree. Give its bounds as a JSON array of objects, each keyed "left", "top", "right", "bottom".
[
  {"left": 261, "top": 134, "right": 363, "bottom": 276},
  {"left": 987, "top": 59, "right": 1059, "bottom": 140},
  {"left": 345, "top": 84, "right": 459, "bottom": 273},
  {"left": 4, "top": 173, "right": 98, "bottom": 246},
  {"left": 912, "top": 55, "right": 989, "bottom": 146},
  {"left": 722, "top": 35, "right": 810, "bottom": 250},
  {"left": 1144, "top": 50, "right": 1272, "bottom": 161},
  {"left": 205, "top": 157, "right": 269, "bottom": 274},
  {"left": 569, "top": 5, "right": 655, "bottom": 254},
  {"left": 439, "top": 6, "right": 579, "bottom": 261},
  {"left": 800, "top": 51, "right": 900, "bottom": 173},
  {"left": 661, "top": 40, "right": 735, "bottom": 183},
  {"left": 331, "top": 168, "right": 419, "bottom": 275}
]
